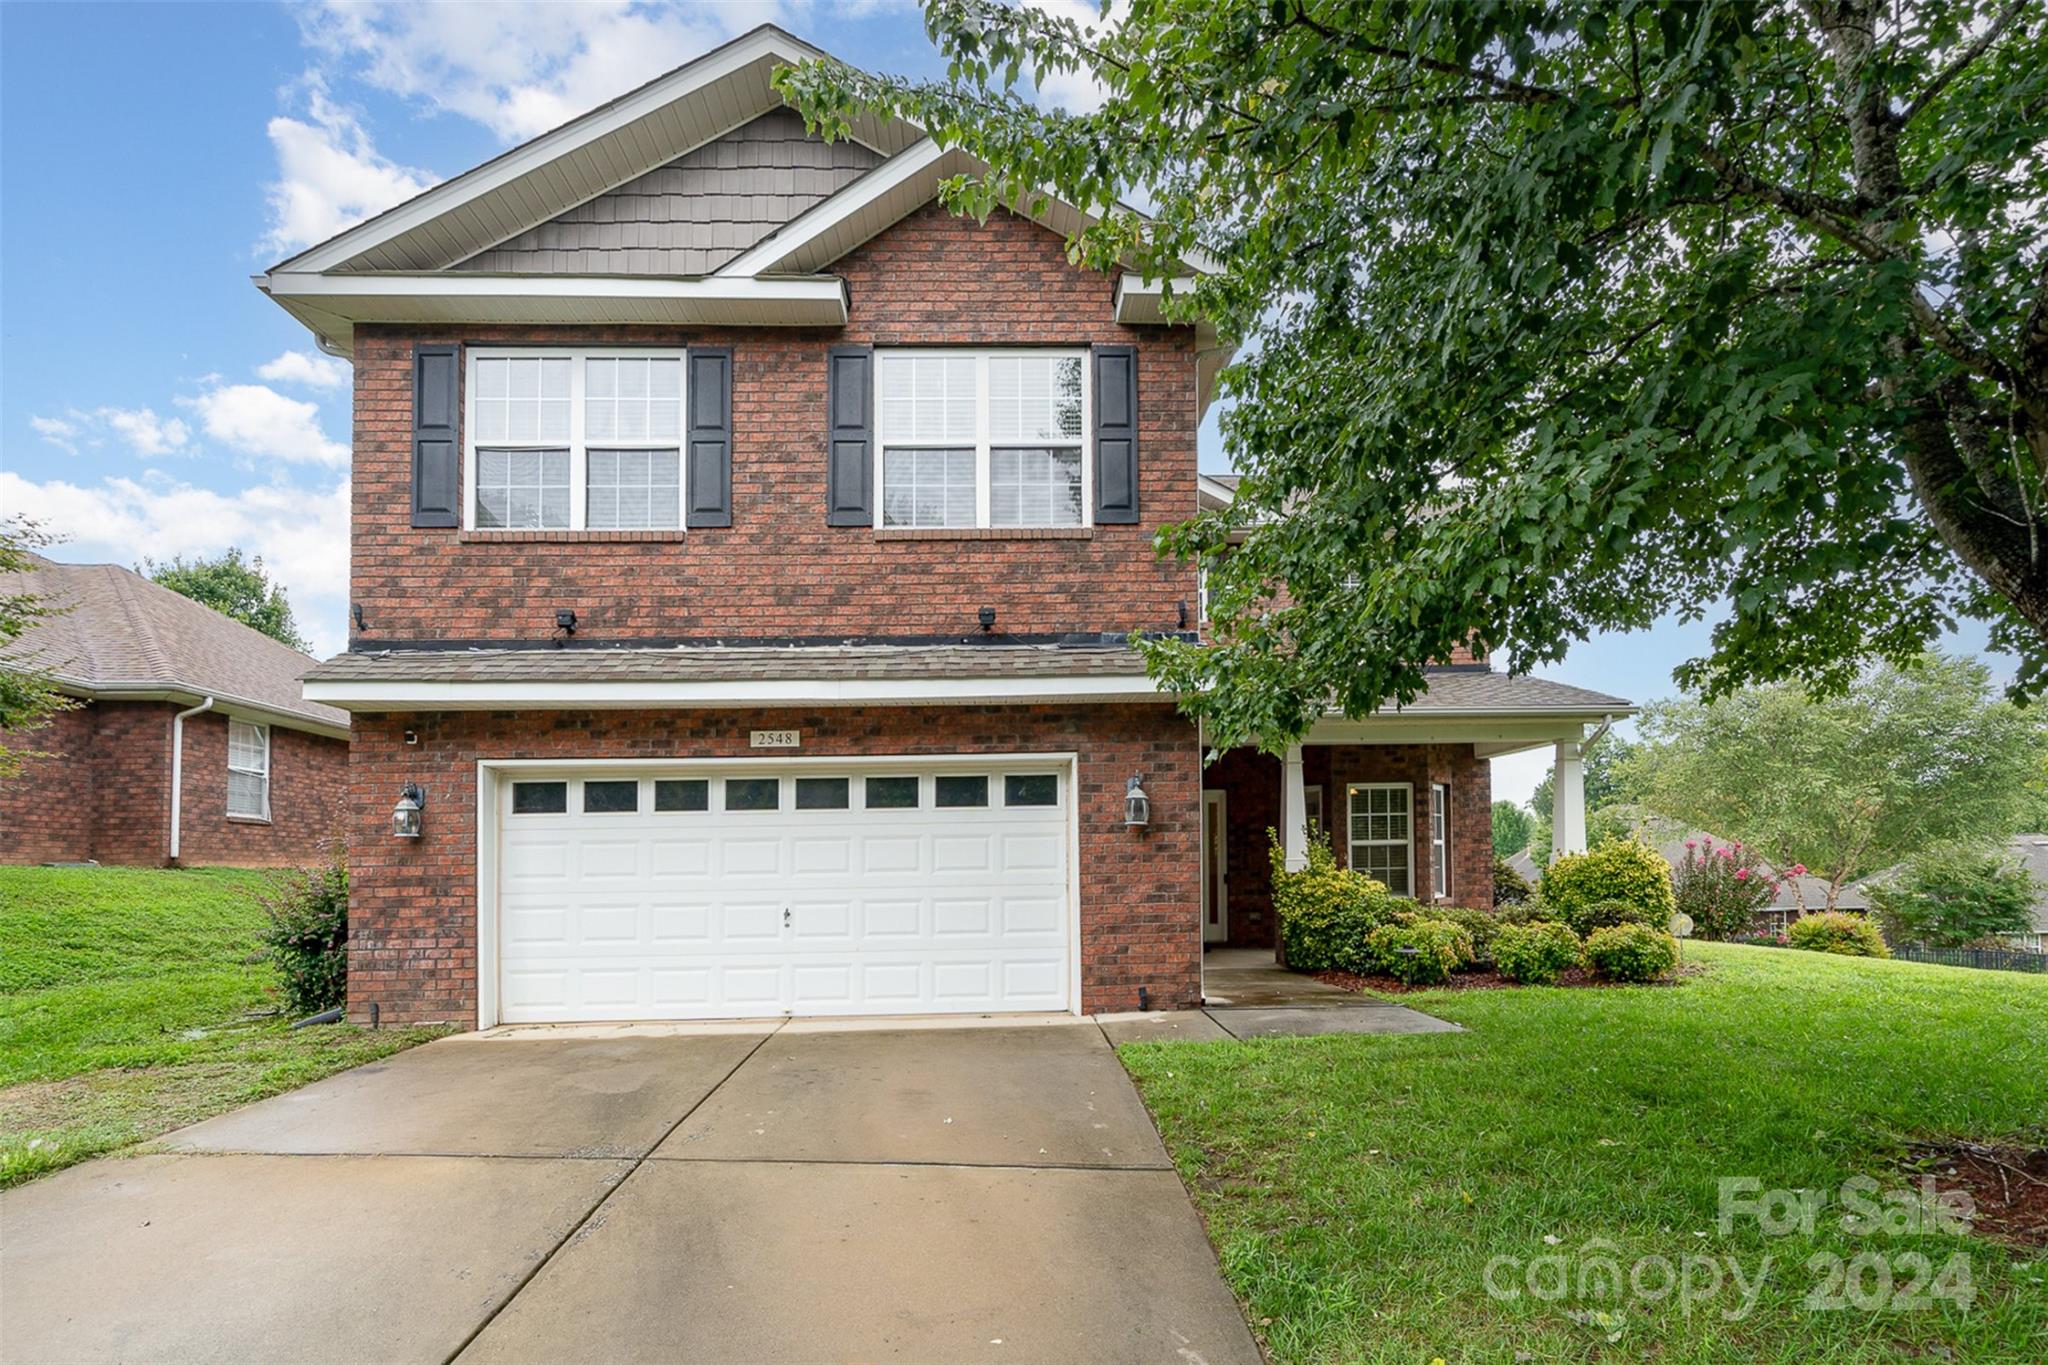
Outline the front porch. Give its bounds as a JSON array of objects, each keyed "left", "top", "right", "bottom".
[{"left": 1196, "top": 668, "right": 1630, "bottom": 955}]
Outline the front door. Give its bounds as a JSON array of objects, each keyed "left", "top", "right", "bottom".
[{"left": 1202, "top": 790, "right": 1228, "bottom": 944}]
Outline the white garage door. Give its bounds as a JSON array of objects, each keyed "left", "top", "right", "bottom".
[{"left": 492, "top": 763, "right": 1074, "bottom": 1023}]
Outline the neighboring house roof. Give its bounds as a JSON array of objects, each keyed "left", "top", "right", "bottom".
[
  {"left": 1, "top": 555, "right": 349, "bottom": 737},
  {"left": 257, "top": 23, "right": 1223, "bottom": 399},
  {"left": 1504, "top": 824, "right": 1868, "bottom": 912}
]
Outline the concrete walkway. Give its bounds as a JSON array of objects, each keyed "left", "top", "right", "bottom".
[
  {"left": 0, "top": 1021, "right": 1259, "bottom": 1365},
  {"left": 1101, "top": 948, "right": 1464, "bottom": 1044}
]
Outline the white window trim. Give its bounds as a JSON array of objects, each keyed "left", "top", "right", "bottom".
[
  {"left": 227, "top": 720, "right": 271, "bottom": 822},
  {"left": 464, "top": 347, "right": 689, "bottom": 532},
  {"left": 872, "top": 348, "right": 1092, "bottom": 529},
  {"left": 1346, "top": 781, "right": 1414, "bottom": 898},
  {"left": 1431, "top": 781, "right": 1451, "bottom": 900}
]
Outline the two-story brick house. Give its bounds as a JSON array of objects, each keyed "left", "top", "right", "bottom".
[{"left": 273, "top": 26, "right": 1629, "bottom": 1029}]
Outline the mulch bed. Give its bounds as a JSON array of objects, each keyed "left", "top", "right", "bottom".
[
  {"left": 1311, "top": 963, "right": 1708, "bottom": 994},
  {"left": 1900, "top": 1140, "right": 2048, "bottom": 1249}
]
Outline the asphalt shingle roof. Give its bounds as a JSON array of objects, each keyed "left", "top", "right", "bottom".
[{"left": 1, "top": 554, "right": 346, "bottom": 732}]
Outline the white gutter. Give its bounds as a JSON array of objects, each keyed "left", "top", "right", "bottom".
[
  {"left": 302, "top": 673, "right": 1165, "bottom": 711},
  {"left": 169, "top": 696, "right": 214, "bottom": 862}
]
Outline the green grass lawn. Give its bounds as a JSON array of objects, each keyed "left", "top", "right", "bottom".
[
  {"left": 1123, "top": 942, "right": 2048, "bottom": 1363},
  {"left": 0, "top": 866, "right": 446, "bottom": 1186}
]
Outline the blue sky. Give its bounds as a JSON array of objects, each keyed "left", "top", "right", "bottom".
[{"left": 0, "top": 1, "right": 2007, "bottom": 808}]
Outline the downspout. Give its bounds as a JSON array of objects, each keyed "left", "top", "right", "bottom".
[
  {"left": 1582, "top": 714, "right": 1616, "bottom": 754},
  {"left": 169, "top": 696, "right": 215, "bottom": 863}
]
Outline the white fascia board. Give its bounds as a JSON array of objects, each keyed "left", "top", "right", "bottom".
[
  {"left": 264, "top": 273, "right": 846, "bottom": 303},
  {"left": 716, "top": 138, "right": 949, "bottom": 278},
  {"left": 275, "top": 27, "right": 825, "bottom": 276},
  {"left": 302, "top": 673, "right": 1166, "bottom": 711},
  {"left": 1114, "top": 273, "right": 1204, "bottom": 324},
  {"left": 50, "top": 675, "right": 351, "bottom": 740},
  {"left": 1196, "top": 473, "right": 1238, "bottom": 507}
]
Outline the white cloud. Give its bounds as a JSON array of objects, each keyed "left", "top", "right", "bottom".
[
  {"left": 0, "top": 470, "right": 353, "bottom": 657},
  {"left": 98, "top": 407, "right": 190, "bottom": 457},
  {"left": 258, "top": 349, "right": 352, "bottom": 390},
  {"left": 263, "top": 74, "right": 438, "bottom": 256},
  {"left": 28, "top": 407, "right": 191, "bottom": 459},
  {"left": 298, "top": 0, "right": 785, "bottom": 142},
  {"left": 180, "top": 383, "right": 349, "bottom": 468},
  {"left": 30, "top": 415, "right": 80, "bottom": 455}
]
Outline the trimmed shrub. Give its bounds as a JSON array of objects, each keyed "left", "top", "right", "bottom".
[
  {"left": 1415, "top": 905, "right": 1503, "bottom": 962},
  {"left": 1541, "top": 839, "right": 1677, "bottom": 926},
  {"left": 1493, "top": 920, "right": 1583, "bottom": 984},
  {"left": 1365, "top": 918, "right": 1475, "bottom": 986},
  {"left": 1583, "top": 923, "right": 1681, "bottom": 982},
  {"left": 1270, "top": 829, "right": 1403, "bottom": 974},
  {"left": 1493, "top": 856, "right": 1534, "bottom": 906},
  {"left": 1496, "top": 894, "right": 1566, "bottom": 927},
  {"left": 1786, "top": 911, "right": 1892, "bottom": 958},
  {"left": 1566, "top": 897, "right": 1659, "bottom": 939},
  {"left": 256, "top": 854, "right": 349, "bottom": 1016}
]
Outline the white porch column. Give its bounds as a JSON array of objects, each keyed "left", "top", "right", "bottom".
[
  {"left": 1281, "top": 743, "right": 1309, "bottom": 871},
  {"left": 1551, "top": 739, "right": 1586, "bottom": 861}
]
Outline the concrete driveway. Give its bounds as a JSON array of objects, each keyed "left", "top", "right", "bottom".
[{"left": 0, "top": 1019, "right": 1260, "bottom": 1365}]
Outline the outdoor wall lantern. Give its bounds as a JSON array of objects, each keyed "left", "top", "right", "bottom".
[
  {"left": 392, "top": 782, "right": 426, "bottom": 839},
  {"left": 1125, "top": 774, "right": 1151, "bottom": 828}
]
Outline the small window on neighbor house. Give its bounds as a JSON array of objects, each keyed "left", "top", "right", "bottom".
[
  {"left": 511, "top": 781, "right": 568, "bottom": 814},
  {"left": 1431, "top": 781, "right": 1450, "bottom": 900},
  {"left": 935, "top": 774, "right": 989, "bottom": 808},
  {"left": 654, "top": 779, "right": 709, "bottom": 812},
  {"left": 583, "top": 780, "right": 639, "bottom": 814},
  {"left": 226, "top": 720, "right": 269, "bottom": 819}
]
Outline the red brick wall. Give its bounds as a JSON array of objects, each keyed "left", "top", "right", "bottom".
[
  {"left": 346, "top": 203, "right": 1200, "bottom": 645},
  {"left": 172, "top": 712, "right": 348, "bottom": 867},
  {"left": 344, "top": 703, "right": 1201, "bottom": 1026},
  {"left": 0, "top": 701, "right": 347, "bottom": 867},
  {"left": 0, "top": 704, "right": 99, "bottom": 863},
  {"left": 1204, "top": 742, "right": 1494, "bottom": 948}
]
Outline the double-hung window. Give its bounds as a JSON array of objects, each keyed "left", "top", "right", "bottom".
[
  {"left": 227, "top": 720, "right": 270, "bottom": 820},
  {"left": 876, "top": 350, "right": 1088, "bottom": 529},
  {"left": 1346, "top": 782, "right": 1413, "bottom": 897},
  {"left": 468, "top": 349, "right": 685, "bottom": 530},
  {"left": 1430, "top": 781, "right": 1451, "bottom": 899}
]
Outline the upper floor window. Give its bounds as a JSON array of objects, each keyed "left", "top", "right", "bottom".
[
  {"left": 876, "top": 350, "right": 1088, "bottom": 529},
  {"left": 467, "top": 350, "right": 685, "bottom": 530},
  {"left": 227, "top": 720, "right": 269, "bottom": 820}
]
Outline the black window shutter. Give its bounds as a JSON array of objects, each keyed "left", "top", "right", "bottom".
[
  {"left": 686, "top": 347, "right": 732, "bottom": 528},
  {"left": 1093, "top": 344, "right": 1139, "bottom": 524},
  {"left": 410, "top": 343, "right": 460, "bottom": 528},
  {"left": 825, "top": 345, "right": 873, "bottom": 526}
]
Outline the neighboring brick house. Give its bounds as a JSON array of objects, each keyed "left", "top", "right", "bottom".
[
  {"left": 269, "top": 26, "right": 1628, "bottom": 1028},
  {"left": 0, "top": 556, "right": 349, "bottom": 866}
]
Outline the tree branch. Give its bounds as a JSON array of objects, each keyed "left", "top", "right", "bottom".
[{"left": 1903, "top": 0, "right": 2032, "bottom": 124}]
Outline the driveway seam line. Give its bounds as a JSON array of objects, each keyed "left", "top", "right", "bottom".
[{"left": 437, "top": 1020, "right": 788, "bottom": 1365}]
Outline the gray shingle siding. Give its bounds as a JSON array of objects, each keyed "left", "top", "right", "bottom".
[{"left": 450, "top": 108, "right": 882, "bottom": 278}]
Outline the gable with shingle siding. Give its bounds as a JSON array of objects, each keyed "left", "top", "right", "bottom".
[{"left": 449, "top": 108, "right": 882, "bottom": 278}]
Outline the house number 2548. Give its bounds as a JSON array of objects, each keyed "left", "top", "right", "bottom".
[{"left": 750, "top": 729, "right": 800, "bottom": 748}]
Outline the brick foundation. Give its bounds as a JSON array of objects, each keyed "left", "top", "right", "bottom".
[{"left": 344, "top": 703, "right": 1203, "bottom": 1026}]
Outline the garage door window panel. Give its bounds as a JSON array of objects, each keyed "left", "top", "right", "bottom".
[
  {"left": 725, "top": 778, "right": 780, "bottom": 811},
  {"left": 795, "top": 777, "right": 851, "bottom": 810},
  {"left": 1003, "top": 774, "right": 1059, "bottom": 807},
  {"left": 654, "top": 779, "right": 709, "bottom": 812},
  {"left": 582, "top": 780, "right": 639, "bottom": 814},
  {"left": 935, "top": 774, "right": 990, "bottom": 808},
  {"left": 511, "top": 781, "right": 568, "bottom": 814},
  {"left": 865, "top": 776, "right": 920, "bottom": 809}
]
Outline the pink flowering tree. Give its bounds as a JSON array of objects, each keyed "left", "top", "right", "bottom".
[{"left": 1673, "top": 838, "right": 1794, "bottom": 940}]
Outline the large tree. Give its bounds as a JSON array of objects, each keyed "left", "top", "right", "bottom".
[
  {"left": 0, "top": 520, "right": 76, "bottom": 781},
  {"left": 781, "top": 0, "right": 2048, "bottom": 749},
  {"left": 144, "top": 549, "right": 310, "bottom": 652},
  {"left": 1633, "top": 654, "right": 2047, "bottom": 908}
]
